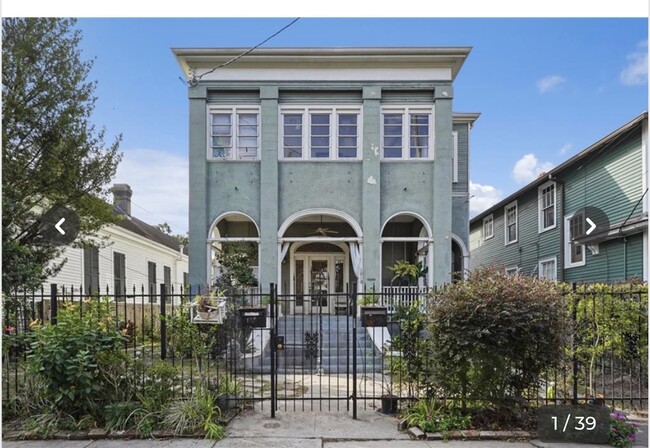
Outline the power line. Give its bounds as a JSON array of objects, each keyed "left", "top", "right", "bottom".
[{"left": 188, "top": 18, "right": 300, "bottom": 87}]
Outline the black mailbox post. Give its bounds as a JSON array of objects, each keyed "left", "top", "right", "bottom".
[
  {"left": 360, "top": 306, "right": 388, "bottom": 327},
  {"left": 239, "top": 307, "right": 267, "bottom": 328}
]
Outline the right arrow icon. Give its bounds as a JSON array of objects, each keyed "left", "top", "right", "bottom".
[{"left": 585, "top": 217, "right": 596, "bottom": 235}]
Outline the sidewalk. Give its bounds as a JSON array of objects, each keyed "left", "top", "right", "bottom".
[{"left": 2, "top": 409, "right": 647, "bottom": 448}]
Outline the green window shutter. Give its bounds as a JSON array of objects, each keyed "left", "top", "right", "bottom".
[{"left": 84, "top": 247, "right": 99, "bottom": 294}]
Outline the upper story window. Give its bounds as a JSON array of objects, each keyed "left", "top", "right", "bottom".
[
  {"left": 381, "top": 107, "right": 433, "bottom": 160},
  {"left": 452, "top": 131, "right": 459, "bottom": 182},
  {"left": 280, "top": 107, "right": 361, "bottom": 160},
  {"left": 209, "top": 107, "right": 260, "bottom": 160},
  {"left": 505, "top": 201, "right": 518, "bottom": 245},
  {"left": 483, "top": 214, "right": 494, "bottom": 240},
  {"left": 538, "top": 182, "right": 556, "bottom": 232},
  {"left": 565, "top": 212, "right": 586, "bottom": 268}
]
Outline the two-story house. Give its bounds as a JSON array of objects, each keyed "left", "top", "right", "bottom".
[
  {"left": 470, "top": 113, "right": 648, "bottom": 283},
  {"left": 174, "top": 47, "right": 479, "bottom": 313}
]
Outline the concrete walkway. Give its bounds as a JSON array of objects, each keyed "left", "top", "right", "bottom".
[{"left": 3, "top": 410, "right": 647, "bottom": 448}]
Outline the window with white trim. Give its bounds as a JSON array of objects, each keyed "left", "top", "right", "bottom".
[
  {"left": 505, "top": 202, "right": 518, "bottom": 245},
  {"left": 280, "top": 107, "right": 361, "bottom": 160},
  {"left": 381, "top": 107, "right": 433, "bottom": 159},
  {"left": 538, "top": 182, "right": 556, "bottom": 232},
  {"left": 505, "top": 266, "right": 519, "bottom": 276},
  {"left": 539, "top": 257, "right": 557, "bottom": 281},
  {"left": 565, "top": 212, "right": 586, "bottom": 268},
  {"left": 209, "top": 107, "right": 260, "bottom": 160},
  {"left": 483, "top": 214, "right": 494, "bottom": 240}
]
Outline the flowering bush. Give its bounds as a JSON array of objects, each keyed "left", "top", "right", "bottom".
[{"left": 609, "top": 411, "right": 638, "bottom": 448}]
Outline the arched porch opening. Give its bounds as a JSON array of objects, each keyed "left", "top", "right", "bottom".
[{"left": 207, "top": 212, "right": 260, "bottom": 292}]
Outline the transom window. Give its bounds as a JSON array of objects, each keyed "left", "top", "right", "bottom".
[
  {"left": 280, "top": 107, "right": 361, "bottom": 160},
  {"left": 209, "top": 107, "right": 260, "bottom": 160},
  {"left": 538, "top": 182, "right": 556, "bottom": 232},
  {"left": 483, "top": 214, "right": 494, "bottom": 240},
  {"left": 505, "top": 202, "right": 518, "bottom": 245},
  {"left": 381, "top": 107, "right": 433, "bottom": 159}
]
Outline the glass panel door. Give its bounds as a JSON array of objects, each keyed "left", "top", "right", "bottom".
[{"left": 310, "top": 259, "right": 329, "bottom": 314}]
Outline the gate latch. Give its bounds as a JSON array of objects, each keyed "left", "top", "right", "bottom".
[{"left": 274, "top": 335, "right": 285, "bottom": 351}]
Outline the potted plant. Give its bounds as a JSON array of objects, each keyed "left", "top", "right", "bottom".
[
  {"left": 358, "top": 292, "right": 388, "bottom": 327},
  {"left": 380, "top": 379, "right": 399, "bottom": 415},
  {"left": 193, "top": 289, "right": 224, "bottom": 322},
  {"left": 217, "top": 375, "right": 241, "bottom": 411}
]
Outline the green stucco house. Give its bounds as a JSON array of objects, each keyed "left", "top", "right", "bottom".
[
  {"left": 174, "top": 47, "right": 479, "bottom": 311},
  {"left": 470, "top": 113, "right": 648, "bottom": 283}
]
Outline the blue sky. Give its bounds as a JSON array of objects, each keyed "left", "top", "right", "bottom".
[{"left": 67, "top": 18, "right": 649, "bottom": 234}]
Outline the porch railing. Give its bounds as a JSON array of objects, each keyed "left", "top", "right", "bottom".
[{"left": 379, "top": 286, "right": 430, "bottom": 312}]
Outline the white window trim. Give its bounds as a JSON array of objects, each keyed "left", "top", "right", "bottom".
[
  {"left": 278, "top": 105, "right": 363, "bottom": 161},
  {"left": 538, "top": 181, "right": 557, "bottom": 233},
  {"left": 538, "top": 256, "right": 558, "bottom": 281},
  {"left": 207, "top": 106, "right": 261, "bottom": 161},
  {"left": 452, "top": 131, "right": 459, "bottom": 182},
  {"left": 483, "top": 214, "right": 494, "bottom": 240},
  {"left": 504, "top": 201, "right": 518, "bottom": 245},
  {"left": 380, "top": 106, "right": 434, "bottom": 160},
  {"left": 564, "top": 212, "right": 587, "bottom": 268},
  {"left": 505, "top": 265, "right": 519, "bottom": 276}
]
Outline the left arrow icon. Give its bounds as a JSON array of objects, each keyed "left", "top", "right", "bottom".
[{"left": 55, "top": 218, "right": 66, "bottom": 235}]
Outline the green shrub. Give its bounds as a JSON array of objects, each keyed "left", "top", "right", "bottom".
[
  {"left": 162, "top": 385, "right": 224, "bottom": 439},
  {"left": 425, "top": 267, "right": 569, "bottom": 409},
  {"left": 139, "top": 361, "right": 180, "bottom": 410},
  {"left": 27, "top": 299, "right": 128, "bottom": 417},
  {"left": 166, "top": 307, "right": 207, "bottom": 359},
  {"left": 401, "top": 398, "right": 470, "bottom": 433}
]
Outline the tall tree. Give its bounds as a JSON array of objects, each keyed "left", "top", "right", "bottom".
[{"left": 2, "top": 18, "right": 122, "bottom": 293}]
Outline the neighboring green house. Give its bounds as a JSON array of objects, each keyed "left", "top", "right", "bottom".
[
  {"left": 174, "top": 47, "right": 479, "bottom": 311},
  {"left": 470, "top": 112, "right": 648, "bottom": 283}
]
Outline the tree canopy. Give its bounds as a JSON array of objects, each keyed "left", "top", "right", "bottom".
[{"left": 2, "top": 18, "right": 122, "bottom": 293}]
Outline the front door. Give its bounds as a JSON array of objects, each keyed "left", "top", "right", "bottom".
[{"left": 292, "top": 254, "right": 347, "bottom": 315}]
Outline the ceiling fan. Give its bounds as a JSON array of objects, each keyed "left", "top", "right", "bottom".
[{"left": 309, "top": 215, "right": 339, "bottom": 237}]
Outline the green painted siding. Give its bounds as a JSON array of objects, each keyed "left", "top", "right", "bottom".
[
  {"left": 380, "top": 162, "right": 433, "bottom": 225},
  {"left": 564, "top": 132, "right": 643, "bottom": 223},
  {"left": 207, "top": 163, "right": 261, "bottom": 225},
  {"left": 470, "top": 123, "right": 645, "bottom": 283},
  {"left": 564, "top": 233, "right": 644, "bottom": 282}
]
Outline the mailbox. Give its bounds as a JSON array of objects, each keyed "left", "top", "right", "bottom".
[
  {"left": 360, "top": 306, "right": 388, "bottom": 327},
  {"left": 274, "top": 335, "right": 285, "bottom": 351},
  {"left": 239, "top": 307, "right": 267, "bottom": 328}
]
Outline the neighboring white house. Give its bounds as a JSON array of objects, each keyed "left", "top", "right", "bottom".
[{"left": 44, "top": 184, "right": 189, "bottom": 302}]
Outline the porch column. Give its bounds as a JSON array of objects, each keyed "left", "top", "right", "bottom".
[
  {"left": 188, "top": 86, "right": 208, "bottom": 288},
  {"left": 361, "top": 86, "right": 381, "bottom": 290},
  {"left": 260, "top": 86, "right": 279, "bottom": 289},
  {"left": 432, "top": 85, "right": 453, "bottom": 285}
]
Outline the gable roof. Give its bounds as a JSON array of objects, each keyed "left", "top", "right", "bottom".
[
  {"left": 113, "top": 207, "right": 188, "bottom": 255},
  {"left": 470, "top": 112, "right": 648, "bottom": 225}
]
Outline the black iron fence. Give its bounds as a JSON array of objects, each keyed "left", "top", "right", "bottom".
[{"left": 2, "top": 282, "right": 647, "bottom": 416}]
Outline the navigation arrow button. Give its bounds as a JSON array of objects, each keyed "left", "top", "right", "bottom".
[
  {"left": 55, "top": 218, "right": 66, "bottom": 235},
  {"left": 585, "top": 217, "right": 596, "bottom": 236}
]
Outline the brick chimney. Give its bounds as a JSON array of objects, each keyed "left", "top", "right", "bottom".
[{"left": 112, "top": 184, "right": 132, "bottom": 216}]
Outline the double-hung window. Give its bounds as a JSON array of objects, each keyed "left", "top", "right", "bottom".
[
  {"left": 505, "top": 201, "right": 518, "bottom": 245},
  {"left": 539, "top": 257, "right": 557, "bottom": 281},
  {"left": 565, "top": 212, "right": 586, "bottom": 268},
  {"left": 483, "top": 214, "right": 494, "bottom": 240},
  {"left": 381, "top": 107, "right": 433, "bottom": 160},
  {"left": 281, "top": 107, "right": 361, "bottom": 160},
  {"left": 538, "top": 182, "right": 556, "bottom": 232},
  {"left": 209, "top": 107, "right": 260, "bottom": 160}
]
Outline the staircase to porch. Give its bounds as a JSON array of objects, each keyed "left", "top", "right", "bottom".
[{"left": 255, "top": 315, "right": 384, "bottom": 374}]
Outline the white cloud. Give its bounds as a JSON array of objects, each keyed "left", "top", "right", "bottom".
[
  {"left": 559, "top": 143, "right": 572, "bottom": 155},
  {"left": 469, "top": 181, "right": 503, "bottom": 217},
  {"left": 620, "top": 40, "right": 648, "bottom": 86},
  {"left": 113, "top": 148, "right": 189, "bottom": 234},
  {"left": 537, "top": 75, "right": 566, "bottom": 93},
  {"left": 512, "top": 153, "right": 555, "bottom": 184}
]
